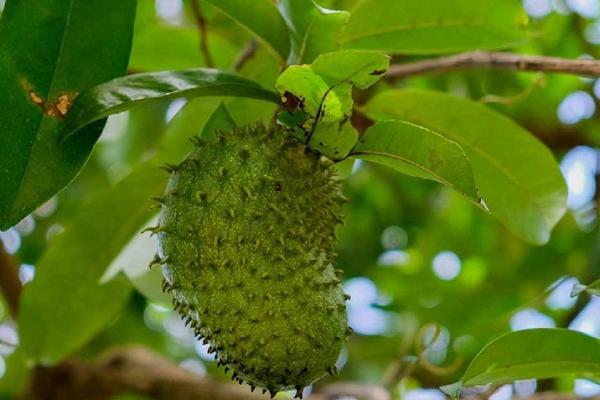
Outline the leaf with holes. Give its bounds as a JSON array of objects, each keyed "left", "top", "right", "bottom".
[{"left": 276, "top": 50, "right": 389, "bottom": 160}]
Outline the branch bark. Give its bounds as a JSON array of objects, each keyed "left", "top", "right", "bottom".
[
  {"left": 22, "top": 346, "right": 390, "bottom": 400},
  {"left": 388, "top": 51, "right": 600, "bottom": 79},
  {"left": 20, "top": 346, "right": 600, "bottom": 400}
]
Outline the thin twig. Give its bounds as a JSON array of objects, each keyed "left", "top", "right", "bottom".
[
  {"left": 190, "top": 0, "right": 214, "bottom": 68},
  {"left": 0, "top": 239, "right": 21, "bottom": 316},
  {"left": 388, "top": 51, "right": 600, "bottom": 79},
  {"left": 233, "top": 39, "right": 259, "bottom": 72},
  {"left": 479, "top": 73, "right": 547, "bottom": 105}
]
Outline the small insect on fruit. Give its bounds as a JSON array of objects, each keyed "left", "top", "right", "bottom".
[{"left": 151, "top": 124, "right": 351, "bottom": 398}]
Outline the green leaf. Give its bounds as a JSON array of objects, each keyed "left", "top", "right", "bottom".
[
  {"left": 352, "top": 120, "right": 480, "bottom": 205},
  {"left": 224, "top": 46, "right": 281, "bottom": 126},
  {"left": 362, "top": 90, "right": 567, "bottom": 244},
  {"left": 342, "top": 0, "right": 528, "bottom": 54},
  {"left": 278, "top": 0, "right": 349, "bottom": 63},
  {"left": 571, "top": 279, "right": 600, "bottom": 297},
  {"left": 201, "top": 102, "right": 237, "bottom": 141},
  {"left": 17, "top": 169, "right": 174, "bottom": 363},
  {"left": 204, "top": 0, "right": 291, "bottom": 62},
  {"left": 275, "top": 50, "right": 389, "bottom": 159},
  {"left": 60, "top": 69, "right": 280, "bottom": 142},
  {"left": 130, "top": 24, "right": 238, "bottom": 71},
  {"left": 310, "top": 50, "right": 390, "bottom": 89},
  {"left": 463, "top": 329, "right": 600, "bottom": 386},
  {"left": 0, "top": 0, "right": 136, "bottom": 229},
  {"left": 158, "top": 99, "right": 228, "bottom": 163}
]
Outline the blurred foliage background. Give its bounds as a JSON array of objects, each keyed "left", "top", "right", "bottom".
[{"left": 1, "top": 0, "right": 600, "bottom": 399}]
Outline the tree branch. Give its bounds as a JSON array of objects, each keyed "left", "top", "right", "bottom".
[
  {"left": 190, "top": 0, "right": 214, "bottom": 68},
  {"left": 387, "top": 51, "right": 600, "bottom": 79},
  {"left": 22, "top": 346, "right": 390, "bottom": 400},
  {"left": 0, "top": 239, "right": 21, "bottom": 316}
]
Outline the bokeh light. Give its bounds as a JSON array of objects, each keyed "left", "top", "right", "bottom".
[
  {"left": 404, "top": 389, "right": 446, "bottom": 400},
  {"left": 566, "top": 0, "right": 600, "bottom": 17},
  {"left": 381, "top": 226, "right": 408, "bottom": 249},
  {"left": 344, "top": 277, "right": 378, "bottom": 306},
  {"left": 19, "top": 264, "right": 35, "bottom": 285},
  {"left": 194, "top": 341, "right": 216, "bottom": 362},
  {"left": 378, "top": 250, "right": 410, "bottom": 267},
  {"left": 523, "top": 0, "right": 553, "bottom": 18},
  {"left": 179, "top": 358, "right": 207, "bottom": 376},
  {"left": 569, "top": 297, "right": 600, "bottom": 337},
  {"left": 557, "top": 91, "right": 596, "bottom": 125},
  {"left": 0, "top": 322, "right": 18, "bottom": 355},
  {"left": 351, "top": 159, "right": 363, "bottom": 174},
  {"left": 0, "top": 229, "right": 20, "bottom": 254},
  {"left": 344, "top": 277, "right": 389, "bottom": 335},
  {"left": 34, "top": 197, "right": 58, "bottom": 218},
  {"left": 490, "top": 385, "right": 514, "bottom": 400},
  {"left": 586, "top": 23, "right": 600, "bottom": 44},
  {"left": 432, "top": 251, "right": 461, "bottom": 281},
  {"left": 166, "top": 98, "right": 187, "bottom": 123},
  {"left": 560, "top": 146, "right": 598, "bottom": 210},
  {"left": 545, "top": 276, "right": 579, "bottom": 310},
  {"left": 422, "top": 325, "right": 450, "bottom": 365},
  {"left": 575, "top": 379, "right": 600, "bottom": 396},
  {"left": 15, "top": 215, "right": 35, "bottom": 236},
  {"left": 155, "top": 0, "right": 183, "bottom": 23},
  {"left": 510, "top": 308, "right": 556, "bottom": 331},
  {"left": 514, "top": 379, "right": 537, "bottom": 396}
]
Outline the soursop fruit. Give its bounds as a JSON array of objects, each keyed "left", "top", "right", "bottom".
[{"left": 152, "top": 124, "right": 350, "bottom": 397}]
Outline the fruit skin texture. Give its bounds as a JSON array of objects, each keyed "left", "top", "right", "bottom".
[{"left": 155, "top": 125, "right": 349, "bottom": 396}]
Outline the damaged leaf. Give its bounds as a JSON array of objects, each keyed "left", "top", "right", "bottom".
[
  {"left": 275, "top": 50, "right": 389, "bottom": 160},
  {"left": 0, "top": 0, "right": 136, "bottom": 229},
  {"left": 59, "top": 69, "right": 279, "bottom": 142}
]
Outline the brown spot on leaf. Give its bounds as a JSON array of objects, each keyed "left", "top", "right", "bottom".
[
  {"left": 45, "top": 93, "right": 76, "bottom": 118},
  {"left": 29, "top": 91, "right": 44, "bottom": 106},
  {"left": 20, "top": 78, "right": 45, "bottom": 108},
  {"left": 370, "top": 69, "right": 387, "bottom": 76}
]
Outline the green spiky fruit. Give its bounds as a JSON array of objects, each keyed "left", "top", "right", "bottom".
[{"left": 153, "top": 125, "right": 350, "bottom": 397}]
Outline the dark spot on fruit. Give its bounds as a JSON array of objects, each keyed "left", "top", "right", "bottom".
[{"left": 275, "top": 182, "right": 282, "bottom": 192}]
